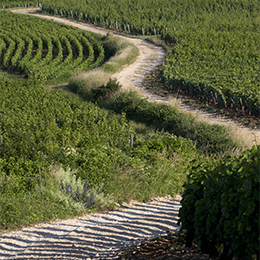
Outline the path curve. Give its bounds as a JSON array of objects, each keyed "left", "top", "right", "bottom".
[{"left": 2, "top": 11, "right": 183, "bottom": 260}]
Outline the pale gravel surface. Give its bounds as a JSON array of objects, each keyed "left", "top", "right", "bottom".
[
  {"left": 0, "top": 196, "right": 181, "bottom": 259},
  {"left": 1, "top": 8, "right": 259, "bottom": 260}
]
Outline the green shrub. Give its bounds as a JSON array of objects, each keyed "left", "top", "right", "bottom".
[
  {"left": 102, "top": 33, "right": 129, "bottom": 61},
  {"left": 130, "top": 132, "right": 197, "bottom": 162},
  {"left": 91, "top": 78, "right": 122, "bottom": 102},
  {"left": 178, "top": 145, "right": 260, "bottom": 259}
]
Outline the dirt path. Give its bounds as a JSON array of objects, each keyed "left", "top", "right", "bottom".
[{"left": 12, "top": 8, "right": 260, "bottom": 145}]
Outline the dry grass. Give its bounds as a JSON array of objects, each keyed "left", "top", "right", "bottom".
[
  {"left": 167, "top": 96, "right": 182, "bottom": 108},
  {"left": 119, "top": 85, "right": 145, "bottom": 95},
  {"left": 226, "top": 125, "right": 260, "bottom": 149},
  {"left": 108, "top": 45, "right": 133, "bottom": 62},
  {"left": 68, "top": 69, "right": 112, "bottom": 96},
  {"left": 72, "top": 69, "right": 111, "bottom": 88}
]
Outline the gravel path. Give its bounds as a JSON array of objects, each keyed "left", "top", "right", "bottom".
[{"left": 0, "top": 197, "right": 181, "bottom": 259}]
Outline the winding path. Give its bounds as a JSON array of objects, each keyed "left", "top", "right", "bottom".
[
  {"left": 0, "top": 8, "right": 259, "bottom": 260},
  {"left": 12, "top": 8, "right": 260, "bottom": 145}
]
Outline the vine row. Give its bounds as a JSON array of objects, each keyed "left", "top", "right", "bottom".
[{"left": 0, "top": 11, "right": 105, "bottom": 82}]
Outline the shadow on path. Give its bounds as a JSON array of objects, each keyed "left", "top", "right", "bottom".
[{"left": 0, "top": 197, "right": 182, "bottom": 259}]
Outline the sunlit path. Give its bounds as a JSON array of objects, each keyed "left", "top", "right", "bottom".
[{"left": 0, "top": 197, "right": 181, "bottom": 259}]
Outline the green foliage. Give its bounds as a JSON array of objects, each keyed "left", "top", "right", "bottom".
[
  {"left": 178, "top": 145, "right": 260, "bottom": 259},
  {"left": 0, "top": 166, "right": 118, "bottom": 233},
  {"left": 0, "top": 11, "right": 104, "bottom": 83},
  {"left": 130, "top": 132, "right": 196, "bottom": 162},
  {"left": 59, "top": 129, "right": 199, "bottom": 202},
  {"left": 0, "top": 78, "right": 130, "bottom": 188},
  {"left": 0, "top": 1, "right": 37, "bottom": 8},
  {"left": 103, "top": 91, "right": 237, "bottom": 155},
  {"left": 41, "top": 0, "right": 260, "bottom": 113},
  {"left": 0, "top": 77, "right": 199, "bottom": 230},
  {"left": 91, "top": 79, "right": 122, "bottom": 102},
  {"left": 103, "top": 131, "right": 199, "bottom": 203},
  {"left": 0, "top": 169, "right": 86, "bottom": 232}
]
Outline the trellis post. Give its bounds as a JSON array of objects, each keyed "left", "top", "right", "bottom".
[{"left": 130, "top": 134, "right": 134, "bottom": 147}]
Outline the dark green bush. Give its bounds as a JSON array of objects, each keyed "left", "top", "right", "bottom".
[
  {"left": 178, "top": 145, "right": 260, "bottom": 259},
  {"left": 91, "top": 78, "right": 122, "bottom": 102}
]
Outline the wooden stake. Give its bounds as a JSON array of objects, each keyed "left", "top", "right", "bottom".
[{"left": 130, "top": 134, "right": 134, "bottom": 147}]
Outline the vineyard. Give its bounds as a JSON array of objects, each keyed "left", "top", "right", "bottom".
[
  {"left": 40, "top": 0, "right": 260, "bottom": 115},
  {"left": 0, "top": 11, "right": 104, "bottom": 82},
  {"left": 0, "top": 2, "right": 259, "bottom": 259},
  {"left": 0, "top": 7, "right": 202, "bottom": 234},
  {"left": 0, "top": 1, "right": 39, "bottom": 9}
]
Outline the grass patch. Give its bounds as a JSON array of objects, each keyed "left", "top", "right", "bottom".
[
  {"left": 104, "top": 153, "right": 194, "bottom": 204},
  {"left": 72, "top": 131, "right": 199, "bottom": 204},
  {"left": 0, "top": 167, "right": 115, "bottom": 234},
  {"left": 68, "top": 69, "right": 112, "bottom": 99}
]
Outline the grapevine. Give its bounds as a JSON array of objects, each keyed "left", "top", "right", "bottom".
[{"left": 0, "top": 11, "right": 105, "bottom": 82}]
